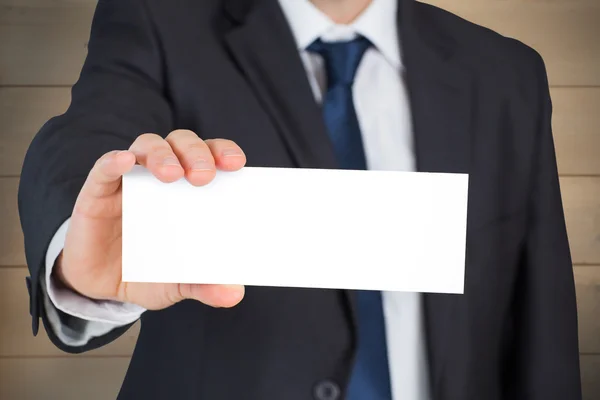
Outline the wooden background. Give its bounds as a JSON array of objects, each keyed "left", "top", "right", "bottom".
[{"left": 0, "top": 0, "right": 598, "bottom": 398}]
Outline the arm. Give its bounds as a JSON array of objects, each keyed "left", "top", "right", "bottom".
[
  {"left": 504, "top": 50, "right": 581, "bottom": 399},
  {"left": 18, "top": 0, "right": 173, "bottom": 353}
]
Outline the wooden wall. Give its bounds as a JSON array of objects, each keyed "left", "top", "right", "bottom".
[{"left": 0, "top": 0, "right": 598, "bottom": 398}]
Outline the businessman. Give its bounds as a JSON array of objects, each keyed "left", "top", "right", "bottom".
[{"left": 18, "top": 0, "right": 581, "bottom": 399}]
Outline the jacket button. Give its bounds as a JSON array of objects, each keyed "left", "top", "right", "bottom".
[{"left": 313, "top": 380, "right": 341, "bottom": 400}]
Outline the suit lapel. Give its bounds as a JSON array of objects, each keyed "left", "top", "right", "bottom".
[
  {"left": 398, "top": 1, "right": 473, "bottom": 399},
  {"left": 222, "top": 0, "right": 359, "bottom": 339},
  {"left": 223, "top": 0, "right": 473, "bottom": 397},
  {"left": 222, "top": 0, "right": 338, "bottom": 170}
]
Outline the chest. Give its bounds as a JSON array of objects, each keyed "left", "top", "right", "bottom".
[{"left": 163, "top": 32, "right": 531, "bottom": 284}]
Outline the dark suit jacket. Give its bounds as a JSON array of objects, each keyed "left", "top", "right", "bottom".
[{"left": 18, "top": 0, "right": 581, "bottom": 399}]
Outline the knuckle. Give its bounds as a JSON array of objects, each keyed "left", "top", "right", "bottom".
[
  {"left": 170, "top": 283, "right": 185, "bottom": 303},
  {"left": 152, "top": 148, "right": 178, "bottom": 161},
  {"left": 186, "top": 141, "right": 210, "bottom": 154},
  {"left": 130, "top": 133, "right": 164, "bottom": 151},
  {"left": 138, "top": 132, "right": 162, "bottom": 142},
  {"left": 167, "top": 129, "right": 196, "bottom": 140},
  {"left": 206, "top": 138, "right": 237, "bottom": 148},
  {"left": 94, "top": 151, "right": 117, "bottom": 169},
  {"left": 146, "top": 142, "right": 175, "bottom": 158}
]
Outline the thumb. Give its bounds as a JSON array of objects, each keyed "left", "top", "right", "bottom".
[{"left": 174, "top": 283, "right": 245, "bottom": 308}]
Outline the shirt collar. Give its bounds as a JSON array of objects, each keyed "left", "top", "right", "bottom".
[{"left": 278, "top": 0, "right": 401, "bottom": 69}]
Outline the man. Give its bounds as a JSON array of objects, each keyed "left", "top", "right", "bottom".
[{"left": 18, "top": 0, "right": 581, "bottom": 399}]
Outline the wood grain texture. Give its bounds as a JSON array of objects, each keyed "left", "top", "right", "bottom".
[
  {"left": 423, "top": 0, "right": 600, "bottom": 87},
  {"left": 552, "top": 88, "right": 600, "bottom": 176},
  {"left": 575, "top": 266, "right": 600, "bottom": 354},
  {"left": 3, "top": 176, "right": 599, "bottom": 266},
  {"left": 0, "top": 357, "right": 129, "bottom": 400},
  {"left": 0, "top": 87, "right": 71, "bottom": 176},
  {"left": 0, "top": 0, "right": 92, "bottom": 5},
  {"left": 0, "top": 0, "right": 597, "bottom": 395},
  {"left": 0, "top": 5, "right": 94, "bottom": 86},
  {"left": 0, "top": 267, "right": 139, "bottom": 357},
  {"left": 1, "top": 86, "right": 599, "bottom": 177},
  {"left": 0, "top": 292, "right": 597, "bottom": 400},
  {"left": 0, "top": 178, "right": 23, "bottom": 266},
  {"left": 1, "top": 1, "right": 598, "bottom": 85},
  {"left": 581, "top": 355, "right": 600, "bottom": 400},
  {"left": 561, "top": 177, "right": 600, "bottom": 265}
]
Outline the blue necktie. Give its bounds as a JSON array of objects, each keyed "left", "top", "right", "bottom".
[{"left": 308, "top": 37, "right": 393, "bottom": 400}]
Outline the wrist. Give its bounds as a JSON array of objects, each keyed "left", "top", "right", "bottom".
[
  {"left": 51, "top": 252, "right": 79, "bottom": 294},
  {"left": 53, "top": 252, "right": 123, "bottom": 303}
]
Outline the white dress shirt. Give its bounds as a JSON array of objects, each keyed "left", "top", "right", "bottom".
[{"left": 43, "top": 0, "right": 430, "bottom": 398}]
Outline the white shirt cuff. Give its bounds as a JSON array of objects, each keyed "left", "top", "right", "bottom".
[{"left": 42, "top": 218, "right": 145, "bottom": 346}]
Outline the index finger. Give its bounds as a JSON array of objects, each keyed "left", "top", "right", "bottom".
[{"left": 129, "top": 133, "right": 184, "bottom": 183}]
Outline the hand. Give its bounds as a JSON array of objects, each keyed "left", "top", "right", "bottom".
[{"left": 54, "top": 130, "right": 246, "bottom": 310}]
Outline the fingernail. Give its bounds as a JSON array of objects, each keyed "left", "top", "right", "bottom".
[
  {"left": 191, "top": 159, "right": 213, "bottom": 171},
  {"left": 162, "top": 157, "right": 180, "bottom": 166},
  {"left": 222, "top": 148, "right": 243, "bottom": 157}
]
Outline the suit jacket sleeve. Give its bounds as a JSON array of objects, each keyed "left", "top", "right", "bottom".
[
  {"left": 18, "top": 0, "right": 173, "bottom": 354},
  {"left": 505, "top": 50, "right": 582, "bottom": 399},
  {"left": 43, "top": 218, "right": 145, "bottom": 348}
]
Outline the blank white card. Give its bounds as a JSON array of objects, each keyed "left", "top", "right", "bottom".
[{"left": 122, "top": 166, "right": 468, "bottom": 294}]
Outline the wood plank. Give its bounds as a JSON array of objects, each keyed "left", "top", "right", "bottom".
[
  {"left": 552, "top": 88, "right": 600, "bottom": 176},
  {"left": 0, "top": 357, "right": 129, "bottom": 400},
  {"left": 0, "top": 87, "right": 71, "bottom": 176},
  {"left": 0, "top": 0, "right": 93, "bottom": 5},
  {"left": 0, "top": 267, "right": 139, "bottom": 357},
  {"left": 0, "top": 5, "right": 94, "bottom": 86},
  {"left": 581, "top": 355, "right": 600, "bottom": 400},
  {"left": 0, "top": 1, "right": 598, "bottom": 86},
  {"left": 1, "top": 87, "right": 598, "bottom": 178},
  {"left": 0, "top": 289, "right": 597, "bottom": 399},
  {"left": 424, "top": 0, "right": 600, "bottom": 87},
  {"left": 3, "top": 176, "right": 599, "bottom": 266},
  {"left": 575, "top": 266, "right": 600, "bottom": 354},
  {"left": 1, "top": 264, "right": 597, "bottom": 357},
  {"left": 561, "top": 177, "right": 600, "bottom": 265},
  {"left": 0, "top": 178, "right": 23, "bottom": 266}
]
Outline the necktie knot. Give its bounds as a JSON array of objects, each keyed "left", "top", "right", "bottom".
[{"left": 307, "top": 36, "right": 371, "bottom": 87}]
